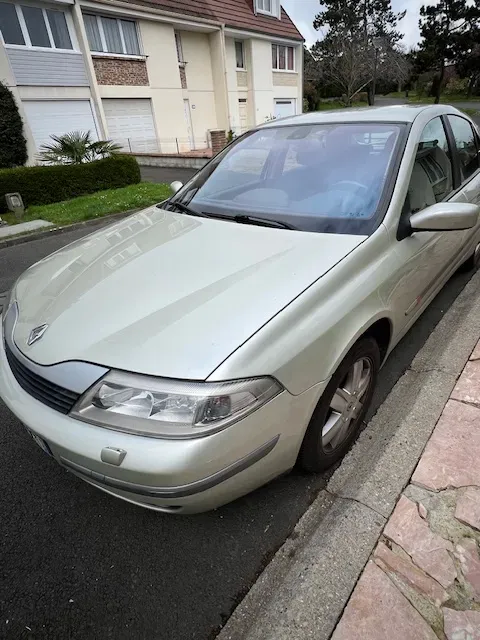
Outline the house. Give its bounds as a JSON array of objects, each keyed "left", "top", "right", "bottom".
[{"left": 0, "top": 0, "right": 304, "bottom": 161}]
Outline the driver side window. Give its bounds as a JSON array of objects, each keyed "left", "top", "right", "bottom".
[{"left": 403, "top": 117, "right": 453, "bottom": 216}]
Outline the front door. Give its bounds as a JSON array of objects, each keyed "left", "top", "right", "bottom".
[
  {"left": 389, "top": 116, "right": 467, "bottom": 338},
  {"left": 183, "top": 99, "right": 194, "bottom": 150}
]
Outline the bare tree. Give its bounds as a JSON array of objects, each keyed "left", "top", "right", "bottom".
[{"left": 312, "top": 37, "right": 372, "bottom": 105}]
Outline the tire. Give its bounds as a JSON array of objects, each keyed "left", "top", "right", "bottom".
[
  {"left": 298, "top": 337, "right": 380, "bottom": 473},
  {"left": 459, "top": 243, "right": 480, "bottom": 273}
]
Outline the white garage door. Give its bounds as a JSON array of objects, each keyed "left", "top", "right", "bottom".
[
  {"left": 103, "top": 99, "right": 157, "bottom": 153},
  {"left": 274, "top": 99, "right": 296, "bottom": 120},
  {"left": 23, "top": 100, "right": 98, "bottom": 152}
]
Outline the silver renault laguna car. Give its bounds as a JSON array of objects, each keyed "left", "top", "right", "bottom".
[{"left": 1, "top": 105, "right": 480, "bottom": 513}]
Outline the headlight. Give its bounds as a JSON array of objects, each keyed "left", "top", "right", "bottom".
[{"left": 71, "top": 370, "right": 283, "bottom": 438}]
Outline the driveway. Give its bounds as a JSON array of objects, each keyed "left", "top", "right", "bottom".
[
  {"left": 140, "top": 165, "right": 198, "bottom": 185},
  {"left": 0, "top": 226, "right": 477, "bottom": 639}
]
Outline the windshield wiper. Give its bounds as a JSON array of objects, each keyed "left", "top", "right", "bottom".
[
  {"left": 231, "top": 215, "right": 296, "bottom": 230},
  {"left": 166, "top": 203, "right": 295, "bottom": 230},
  {"left": 205, "top": 212, "right": 296, "bottom": 230},
  {"left": 166, "top": 201, "right": 207, "bottom": 218}
]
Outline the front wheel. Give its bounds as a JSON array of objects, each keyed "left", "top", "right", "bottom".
[{"left": 298, "top": 337, "right": 380, "bottom": 473}]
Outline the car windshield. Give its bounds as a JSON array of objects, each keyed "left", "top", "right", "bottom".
[{"left": 169, "top": 122, "right": 404, "bottom": 235}]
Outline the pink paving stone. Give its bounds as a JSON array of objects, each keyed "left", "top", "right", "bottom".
[
  {"left": 444, "top": 608, "right": 480, "bottom": 640},
  {"left": 412, "top": 400, "right": 480, "bottom": 492},
  {"left": 332, "top": 561, "right": 439, "bottom": 640},
  {"left": 452, "top": 360, "right": 480, "bottom": 406},
  {"left": 383, "top": 495, "right": 456, "bottom": 589},
  {"left": 374, "top": 541, "right": 449, "bottom": 605},
  {"left": 455, "top": 487, "right": 480, "bottom": 531},
  {"left": 455, "top": 538, "right": 480, "bottom": 600}
]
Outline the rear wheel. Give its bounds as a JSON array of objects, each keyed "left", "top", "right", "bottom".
[{"left": 298, "top": 337, "right": 380, "bottom": 473}]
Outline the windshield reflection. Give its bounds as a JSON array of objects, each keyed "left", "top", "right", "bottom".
[{"left": 171, "top": 123, "right": 403, "bottom": 235}]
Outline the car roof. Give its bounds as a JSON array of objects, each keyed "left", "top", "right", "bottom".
[{"left": 260, "top": 104, "right": 460, "bottom": 128}]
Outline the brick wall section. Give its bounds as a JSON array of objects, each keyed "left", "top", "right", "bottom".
[
  {"left": 93, "top": 56, "right": 149, "bottom": 86},
  {"left": 272, "top": 72, "right": 298, "bottom": 87},
  {"left": 179, "top": 65, "right": 187, "bottom": 89},
  {"left": 211, "top": 130, "right": 226, "bottom": 155}
]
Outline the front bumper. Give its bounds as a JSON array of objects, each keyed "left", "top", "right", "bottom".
[{"left": 0, "top": 319, "right": 327, "bottom": 513}]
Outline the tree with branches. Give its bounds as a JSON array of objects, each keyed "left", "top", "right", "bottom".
[
  {"left": 312, "top": 0, "right": 406, "bottom": 105},
  {"left": 416, "top": 0, "right": 480, "bottom": 103}
]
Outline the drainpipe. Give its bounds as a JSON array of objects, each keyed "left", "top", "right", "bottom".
[{"left": 219, "top": 24, "right": 232, "bottom": 133}]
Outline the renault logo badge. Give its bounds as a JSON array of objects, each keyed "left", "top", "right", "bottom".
[{"left": 27, "top": 324, "right": 48, "bottom": 346}]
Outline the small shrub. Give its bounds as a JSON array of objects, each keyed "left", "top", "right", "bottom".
[
  {"left": 0, "top": 82, "right": 27, "bottom": 169},
  {"left": 0, "top": 155, "right": 140, "bottom": 212},
  {"left": 352, "top": 91, "right": 369, "bottom": 103},
  {"left": 39, "top": 130, "right": 122, "bottom": 165},
  {"left": 444, "top": 77, "right": 468, "bottom": 96}
]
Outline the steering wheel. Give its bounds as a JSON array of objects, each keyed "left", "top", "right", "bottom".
[{"left": 330, "top": 180, "right": 368, "bottom": 192}]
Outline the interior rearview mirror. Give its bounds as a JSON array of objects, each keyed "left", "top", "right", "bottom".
[
  {"left": 410, "top": 202, "right": 480, "bottom": 233},
  {"left": 170, "top": 181, "right": 183, "bottom": 195}
]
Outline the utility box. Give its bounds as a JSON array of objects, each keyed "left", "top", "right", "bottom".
[{"left": 5, "top": 192, "right": 25, "bottom": 220}]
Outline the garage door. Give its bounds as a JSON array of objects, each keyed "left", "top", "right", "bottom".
[
  {"left": 274, "top": 99, "right": 296, "bottom": 120},
  {"left": 23, "top": 100, "right": 98, "bottom": 152},
  {"left": 103, "top": 99, "right": 157, "bottom": 153}
]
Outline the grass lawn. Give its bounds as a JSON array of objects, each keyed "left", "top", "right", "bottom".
[
  {"left": 387, "top": 91, "right": 477, "bottom": 102},
  {"left": 3, "top": 182, "right": 171, "bottom": 227}
]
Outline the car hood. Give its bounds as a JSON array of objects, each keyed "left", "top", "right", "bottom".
[{"left": 13, "top": 207, "right": 366, "bottom": 379}]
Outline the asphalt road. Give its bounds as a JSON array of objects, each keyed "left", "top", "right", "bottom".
[
  {"left": 140, "top": 165, "right": 198, "bottom": 185},
  {"left": 0, "top": 227, "right": 476, "bottom": 640}
]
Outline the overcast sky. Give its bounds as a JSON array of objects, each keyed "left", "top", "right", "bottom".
[{"left": 282, "top": 0, "right": 424, "bottom": 50}]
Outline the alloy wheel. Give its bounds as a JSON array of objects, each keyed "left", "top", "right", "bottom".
[{"left": 321, "top": 357, "right": 372, "bottom": 452}]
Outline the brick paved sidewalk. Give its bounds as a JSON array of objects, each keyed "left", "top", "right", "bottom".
[{"left": 332, "top": 340, "right": 480, "bottom": 640}]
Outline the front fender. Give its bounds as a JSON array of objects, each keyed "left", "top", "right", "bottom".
[{"left": 209, "top": 226, "right": 398, "bottom": 395}]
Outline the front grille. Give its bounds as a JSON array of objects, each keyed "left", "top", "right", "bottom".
[{"left": 5, "top": 340, "right": 80, "bottom": 414}]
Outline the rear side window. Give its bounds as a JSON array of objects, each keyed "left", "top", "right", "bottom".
[{"left": 447, "top": 115, "right": 480, "bottom": 182}]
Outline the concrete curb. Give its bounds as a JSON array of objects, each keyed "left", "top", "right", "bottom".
[
  {"left": 0, "top": 208, "right": 140, "bottom": 250},
  {"left": 217, "top": 268, "right": 480, "bottom": 640}
]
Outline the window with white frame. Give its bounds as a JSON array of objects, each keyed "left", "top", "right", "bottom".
[
  {"left": 272, "top": 44, "right": 294, "bottom": 71},
  {"left": 256, "top": 0, "right": 280, "bottom": 18},
  {"left": 84, "top": 14, "right": 141, "bottom": 56},
  {"left": 0, "top": 2, "right": 73, "bottom": 49},
  {"left": 235, "top": 41, "right": 245, "bottom": 69}
]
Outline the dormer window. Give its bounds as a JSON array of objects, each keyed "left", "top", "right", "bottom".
[{"left": 256, "top": 0, "right": 280, "bottom": 19}]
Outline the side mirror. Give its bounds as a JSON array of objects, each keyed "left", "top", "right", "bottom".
[
  {"left": 170, "top": 181, "right": 183, "bottom": 195},
  {"left": 410, "top": 202, "right": 480, "bottom": 232}
]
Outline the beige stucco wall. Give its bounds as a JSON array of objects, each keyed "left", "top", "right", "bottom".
[
  {"left": 249, "top": 38, "right": 275, "bottom": 125},
  {"left": 209, "top": 30, "right": 229, "bottom": 131},
  {"left": 180, "top": 30, "right": 219, "bottom": 142},
  {"left": 225, "top": 37, "right": 303, "bottom": 130},
  {"left": 96, "top": 22, "right": 222, "bottom": 150}
]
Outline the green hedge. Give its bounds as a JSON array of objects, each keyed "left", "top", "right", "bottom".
[{"left": 0, "top": 155, "right": 141, "bottom": 212}]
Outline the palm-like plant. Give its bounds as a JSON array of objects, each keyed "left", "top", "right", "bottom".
[{"left": 38, "top": 131, "right": 122, "bottom": 165}]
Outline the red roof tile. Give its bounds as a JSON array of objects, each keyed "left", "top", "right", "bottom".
[{"left": 120, "top": 0, "right": 304, "bottom": 41}]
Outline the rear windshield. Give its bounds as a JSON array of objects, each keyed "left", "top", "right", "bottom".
[{"left": 171, "top": 122, "right": 404, "bottom": 234}]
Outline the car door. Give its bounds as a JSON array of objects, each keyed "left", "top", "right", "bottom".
[
  {"left": 446, "top": 114, "right": 480, "bottom": 230},
  {"left": 388, "top": 116, "right": 467, "bottom": 337}
]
